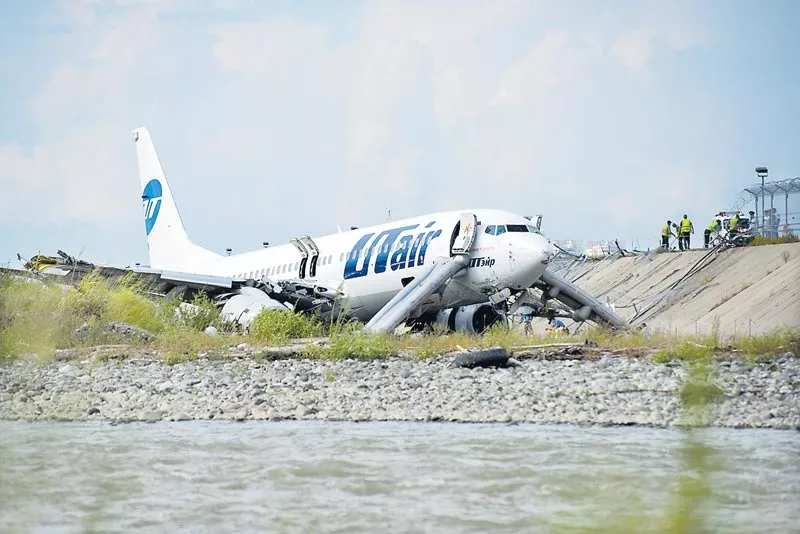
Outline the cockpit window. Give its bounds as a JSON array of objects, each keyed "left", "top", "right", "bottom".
[{"left": 488, "top": 224, "right": 532, "bottom": 236}]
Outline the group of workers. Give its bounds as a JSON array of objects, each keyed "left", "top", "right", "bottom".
[
  {"left": 663, "top": 210, "right": 765, "bottom": 251},
  {"left": 661, "top": 214, "right": 695, "bottom": 251}
]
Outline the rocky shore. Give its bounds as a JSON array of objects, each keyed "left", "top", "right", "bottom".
[{"left": 1, "top": 347, "right": 798, "bottom": 428}]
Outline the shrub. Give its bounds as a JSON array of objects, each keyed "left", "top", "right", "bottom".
[
  {"left": 169, "top": 291, "right": 221, "bottom": 332},
  {"left": 318, "top": 331, "right": 399, "bottom": 360},
  {"left": 651, "top": 342, "right": 713, "bottom": 364},
  {"left": 728, "top": 327, "right": 799, "bottom": 359},
  {"left": 747, "top": 232, "right": 798, "bottom": 246},
  {"left": 249, "top": 309, "right": 324, "bottom": 345},
  {"left": 0, "top": 270, "right": 235, "bottom": 359}
]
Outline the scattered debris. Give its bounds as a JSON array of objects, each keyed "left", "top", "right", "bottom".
[
  {"left": 73, "top": 321, "right": 153, "bottom": 343},
  {"left": 106, "top": 321, "right": 153, "bottom": 342},
  {"left": 449, "top": 347, "right": 509, "bottom": 369}
]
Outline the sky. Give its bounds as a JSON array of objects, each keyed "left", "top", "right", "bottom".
[{"left": 2, "top": 0, "right": 799, "bottom": 268}]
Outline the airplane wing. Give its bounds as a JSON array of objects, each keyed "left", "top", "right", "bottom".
[
  {"left": 19, "top": 250, "right": 237, "bottom": 296},
  {"left": 15, "top": 250, "right": 346, "bottom": 321}
]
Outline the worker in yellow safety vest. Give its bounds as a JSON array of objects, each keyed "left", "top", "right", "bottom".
[
  {"left": 704, "top": 219, "right": 720, "bottom": 248},
  {"left": 678, "top": 214, "right": 694, "bottom": 251},
  {"left": 729, "top": 211, "right": 740, "bottom": 232},
  {"left": 661, "top": 220, "right": 674, "bottom": 249}
]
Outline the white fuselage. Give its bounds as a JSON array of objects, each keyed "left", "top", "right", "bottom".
[{"left": 186, "top": 209, "right": 552, "bottom": 320}]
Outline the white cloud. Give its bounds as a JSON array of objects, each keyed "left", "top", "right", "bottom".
[
  {"left": 1, "top": 1, "right": 168, "bottom": 228},
  {"left": 611, "top": 20, "right": 709, "bottom": 71},
  {"left": 611, "top": 29, "right": 655, "bottom": 71},
  {"left": 212, "top": 20, "right": 329, "bottom": 75},
  {"left": 493, "top": 30, "right": 602, "bottom": 105},
  {"left": 2, "top": 0, "right": 719, "bottom": 257},
  {"left": 0, "top": 125, "right": 136, "bottom": 227}
]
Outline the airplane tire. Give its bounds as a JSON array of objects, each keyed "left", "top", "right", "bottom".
[{"left": 450, "top": 347, "right": 509, "bottom": 369}]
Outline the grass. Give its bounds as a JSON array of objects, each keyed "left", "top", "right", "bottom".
[
  {"left": 250, "top": 309, "right": 325, "bottom": 344},
  {"left": 0, "top": 270, "right": 239, "bottom": 362},
  {"left": 653, "top": 343, "right": 714, "bottom": 364},
  {"left": 1, "top": 270, "right": 797, "bottom": 363},
  {"left": 747, "top": 232, "right": 799, "bottom": 246},
  {"left": 728, "top": 326, "right": 799, "bottom": 360}
]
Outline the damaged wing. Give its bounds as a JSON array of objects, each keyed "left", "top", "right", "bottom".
[{"left": 15, "top": 250, "right": 345, "bottom": 328}]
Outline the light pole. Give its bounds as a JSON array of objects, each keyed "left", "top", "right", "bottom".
[{"left": 755, "top": 167, "right": 768, "bottom": 235}]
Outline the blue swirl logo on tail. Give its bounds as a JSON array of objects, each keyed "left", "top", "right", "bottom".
[{"left": 142, "top": 179, "right": 162, "bottom": 235}]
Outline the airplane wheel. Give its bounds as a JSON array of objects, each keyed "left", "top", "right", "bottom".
[{"left": 450, "top": 347, "right": 509, "bottom": 369}]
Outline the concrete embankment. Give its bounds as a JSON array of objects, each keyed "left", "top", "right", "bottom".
[
  {"left": 559, "top": 243, "right": 800, "bottom": 337},
  {"left": 1, "top": 348, "right": 798, "bottom": 429}
]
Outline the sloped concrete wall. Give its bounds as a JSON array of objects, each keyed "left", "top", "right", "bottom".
[{"left": 560, "top": 243, "right": 800, "bottom": 338}]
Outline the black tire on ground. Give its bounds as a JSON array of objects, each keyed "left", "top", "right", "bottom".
[{"left": 450, "top": 347, "right": 509, "bottom": 369}]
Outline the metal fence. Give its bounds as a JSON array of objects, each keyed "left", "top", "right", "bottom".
[{"left": 740, "top": 177, "right": 800, "bottom": 237}]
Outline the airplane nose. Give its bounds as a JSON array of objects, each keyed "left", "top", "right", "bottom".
[
  {"left": 510, "top": 234, "right": 552, "bottom": 288},
  {"left": 535, "top": 235, "right": 551, "bottom": 265}
]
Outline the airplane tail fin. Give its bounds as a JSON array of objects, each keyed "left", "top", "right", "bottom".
[{"left": 132, "top": 127, "right": 220, "bottom": 271}]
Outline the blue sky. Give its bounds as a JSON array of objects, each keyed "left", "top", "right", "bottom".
[{"left": 2, "top": 0, "right": 799, "bottom": 267}]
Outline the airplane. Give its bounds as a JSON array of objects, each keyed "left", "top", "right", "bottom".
[{"left": 24, "top": 127, "right": 625, "bottom": 334}]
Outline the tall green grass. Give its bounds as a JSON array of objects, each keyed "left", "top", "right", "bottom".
[
  {"left": 249, "top": 309, "right": 325, "bottom": 344},
  {"left": 0, "top": 271, "right": 234, "bottom": 361},
  {"left": 2, "top": 270, "right": 797, "bottom": 362},
  {"left": 747, "top": 232, "right": 798, "bottom": 246}
]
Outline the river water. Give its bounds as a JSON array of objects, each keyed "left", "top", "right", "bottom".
[{"left": 1, "top": 421, "right": 798, "bottom": 533}]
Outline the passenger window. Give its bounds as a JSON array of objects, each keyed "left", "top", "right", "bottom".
[
  {"left": 496, "top": 225, "right": 507, "bottom": 236},
  {"left": 485, "top": 225, "right": 496, "bottom": 235},
  {"left": 329, "top": 255, "right": 333, "bottom": 264},
  {"left": 340, "top": 253, "right": 344, "bottom": 262}
]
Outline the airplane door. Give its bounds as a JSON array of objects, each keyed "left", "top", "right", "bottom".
[
  {"left": 299, "top": 236, "right": 320, "bottom": 278},
  {"left": 289, "top": 238, "right": 308, "bottom": 278},
  {"left": 451, "top": 213, "right": 478, "bottom": 255}
]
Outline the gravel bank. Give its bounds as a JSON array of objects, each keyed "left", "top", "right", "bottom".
[{"left": 1, "top": 350, "right": 798, "bottom": 428}]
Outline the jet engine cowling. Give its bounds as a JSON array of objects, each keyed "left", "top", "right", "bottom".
[
  {"left": 219, "top": 287, "right": 287, "bottom": 329},
  {"left": 434, "top": 303, "right": 503, "bottom": 334}
]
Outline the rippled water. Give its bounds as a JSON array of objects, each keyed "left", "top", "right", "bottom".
[{"left": 1, "top": 422, "right": 798, "bottom": 533}]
